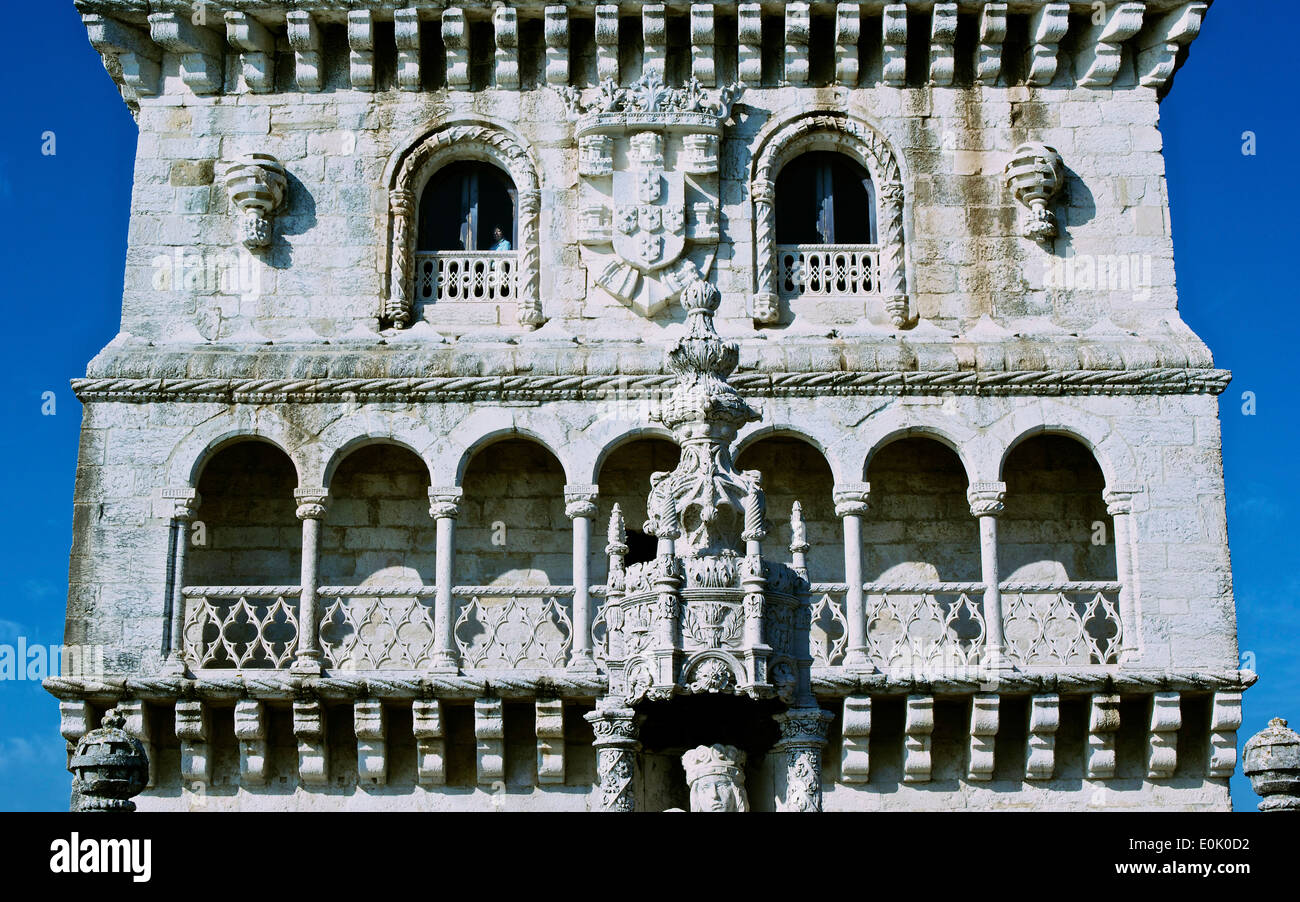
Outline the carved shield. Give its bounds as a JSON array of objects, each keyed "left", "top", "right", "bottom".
[
  {"left": 615, "top": 206, "right": 638, "bottom": 235},
  {"left": 612, "top": 169, "right": 686, "bottom": 274},
  {"left": 663, "top": 204, "right": 685, "bottom": 235},
  {"left": 636, "top": 169, "right": 663, "bottom": 203},
  {"left": 638, "top": 205, "right": 662, "bottom": 233}
]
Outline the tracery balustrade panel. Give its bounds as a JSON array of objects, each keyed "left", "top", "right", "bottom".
[
  {"left": 1000, "top": 581, "right": 1123, "bottom": 666},
  {"left": 777, "top": 244, "right": 880, "bottom": 298},
  {"left": 808, "top": 584, "right": 850, "bottom": 667},
  {"left": 415, "top": 251, "right": 519, "bottom": 304},
  {"left": 454, "top": 586, "right": 574, "bottom": 669},
  {"left": 863, "top": 582, "right": 988, "bottom": 670},
  {"left": 183, "top": 587, "right": 300, "bottom": 669},
  {"left": 318, "top": 586, "right": 438, "bottom": 670}
]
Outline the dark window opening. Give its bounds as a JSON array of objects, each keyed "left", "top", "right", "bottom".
[
  {"left": 418, "top": 160, "right": 517, "bottom": 252},
  {"left": 624, "top": 529, "right": 658, "bottom": 567},
  {"left": 775, "top": 152, "right": 876, "bottom": 244}
]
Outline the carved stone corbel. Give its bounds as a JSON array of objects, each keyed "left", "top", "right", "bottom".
[
  {"left": 1005, "top": 143, "right": 1065, "bottom": 245},
  {"left": 225, "top": 153, "right": 287, "bottom": 250}
]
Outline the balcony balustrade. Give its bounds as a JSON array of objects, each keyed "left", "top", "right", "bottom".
[
  {"left": 776, "top": 244, "right": 880, "bottom": 298},
  {"left": 414, "top": 251, "right": 518, "bottom": 304},
  {"left": 180, "top": 579, "right": 1123, "bottom": 673}
]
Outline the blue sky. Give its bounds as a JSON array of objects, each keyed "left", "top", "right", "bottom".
[{"left": 0, "top": 2, "right": 1293, "bottom": 811}]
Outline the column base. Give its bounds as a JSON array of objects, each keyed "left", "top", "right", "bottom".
[
  {"left": 290, "top": 655, "right": 323, "bottom": 677},
  {"left": 160, "top": 654, "right": 191, "bottom": 677},
  {"left": 428, "top": 651, "right": 459, "bottom": 674},
  {"left": 567, "top": 652, "right": 598, "bottom": 672},
  {"left": 843, "top": 647, "right": 873, "bottom": 671}
]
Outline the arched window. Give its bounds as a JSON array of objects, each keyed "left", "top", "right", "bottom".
[
  {"left": 418, "top": 160, "right": 518, "bottom": 252},
  {"left": 413, "top": 160, "right": 520, "bottom": 310},
  {"left": 752, "top": 114, "right": 909, "bottom": 326},
  {"left": 775, "top": 152, "right": 876, "bottom": 245},
  {"left": 385, "top": 123, "right": 544, "bottom": 329}
]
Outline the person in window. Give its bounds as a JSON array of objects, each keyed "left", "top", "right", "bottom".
[{"left": 491, "top": 225, "right": 512, "bottom": 251}]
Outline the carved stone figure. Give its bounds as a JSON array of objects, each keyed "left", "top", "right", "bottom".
[{"left": 682, "top": 744, "right": 749, "bottom": 812}]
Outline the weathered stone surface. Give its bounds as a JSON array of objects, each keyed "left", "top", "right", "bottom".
[{"left": 55, "top": 0, "right": 1244, "bottom": 813}]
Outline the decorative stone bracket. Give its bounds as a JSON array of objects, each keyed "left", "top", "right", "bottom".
[
  {"left": 225, "top": 153, "right": 288, "bottom": 249},
  {"left": 1005, "top": 142, "right": 1065, "bottom": 245}
]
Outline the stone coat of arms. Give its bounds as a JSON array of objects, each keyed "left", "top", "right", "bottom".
[{"left": 561, "top": 75, "right": 739, "bottom": 317}]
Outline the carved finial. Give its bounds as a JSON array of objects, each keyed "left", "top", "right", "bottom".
[
  {"left": 606, "top": 503, "right": 629, "bottom": 556},
  {"left": 790, "top": 501, "right": 809, "bottom": 554}
]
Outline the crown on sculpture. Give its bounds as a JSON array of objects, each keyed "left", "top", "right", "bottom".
[{"left": 682, "top": 743, "right": 746, "bottom": 783}]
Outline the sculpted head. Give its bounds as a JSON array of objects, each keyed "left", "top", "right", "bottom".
[{"left": 682, "top": 744, "right": 749, "bottom": 812}]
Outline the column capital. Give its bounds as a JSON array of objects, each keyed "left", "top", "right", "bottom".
[
  {"left": 967, "top": 481, "right": 1007, "bottom": 517},
  {"left": 160, "top": 486, "right": 201, "bottom": 520},
  {"left": 833, "top": 482, "right": 871, "bottom": 517},
  {"left": 428, "top": 486, "right": 464, "bottom": 520},
  {"left": 294, "top": 487, "right": 329, "bottom": 520},
  {"left": 585, "top": 703, "right": 642, "bottom": 749},
  {"left": 774, "top": 706, "right": 834, "bottom": 747},
  {"left": 1103, "top": 483, "right": 1144, "bottom": 516},
  {"left": 564, "top": 483, "right": 600, "bottom": 520}
]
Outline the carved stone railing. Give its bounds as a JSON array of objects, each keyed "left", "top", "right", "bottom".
[
  {"left": 182, "top": 587, "right": 300, "bottom": 669},
  {"left": 808, "top": 583, "right": 850, "bottom": 667},
  {"left": 179, "top": 577, "right": 1123, "bottom": 672},
  {"left": 777, "top": 244, "right": 880, "bottom": 298},
  {"left": 453, "top": 586, "right": 574, "bottom": 669},
  {"left": 863, "top": 582, "right": 988, "bottom": 670},
  {"left": 319, "top": 586, "right": 438, "bottom": 670},
  {"left": 415, "top": 251, "right": 519, "bottom": 305},
  {"left": 1000, "top": 581, "right": 1123, "bottom": 666}
]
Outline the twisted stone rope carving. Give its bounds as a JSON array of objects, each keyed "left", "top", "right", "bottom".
[
  {"left": 389, "top": 124, "right": 544, "bottom": 329},
  {"left": 809, "top": 668, "right": 1258, "bottom": 697},
  {"left": 47, "top": 668, "right": 1252, "bottom": 705},
  {"left": 70, "top": 367, "right": 1233, "bottom": 403}
]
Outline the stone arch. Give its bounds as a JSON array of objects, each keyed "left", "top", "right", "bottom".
[
  {"left": 733, "top": 428, "right": 841, "bottom": 582},
  {"left": 751, "top": 111, "right": 911, "bottom": 326},
  {"left": 384, "top": 119, "right": 544, "bottom": 330},
  {"left": 993, "top": 402, "right": 1137, "bottom": 492},
  {"left": 447, "top": 410, "right": 578, "bottom": 487},
  {"left": 166, "top": 409, "right": 312, "bottom": 489},
  {"left": 734, "top": 423, "right": 847, "bottom": 486},
  {"left": 856, "top": 410, "right": 984, "bottom": 485},
  {"left": 315, "top": 413, "right": 441, "bottom": 490},
  {"left": 586, "top": 423, "right": 679, "bottom": 486}
]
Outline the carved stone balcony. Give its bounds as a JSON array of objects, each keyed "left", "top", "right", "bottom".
[
  {"left": 180, "top": 577, "right": 1123, "bottom": 675},
  {"left": 415, "top": 251, "right": 519, "bottom": 305},
  {"left": 777, "top": 244, "right": 880, "bottom": 299},
  {"left": 596, "top": 555, "right": 805, "bottom": 703}
]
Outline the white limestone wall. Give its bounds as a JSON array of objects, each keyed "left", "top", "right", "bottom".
[{"left": 116, "top": 78, "right": 1204, "bottom": 349}]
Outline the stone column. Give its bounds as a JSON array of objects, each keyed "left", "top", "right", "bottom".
[
  {"left": 774, "top": 707, "right": 834, "bottom": 811},
  {"left": 429, "top": 487, "right": 464, "bottom": 672},
  {"left": 585, "top": 703, "right": 642, "bottom": 812},
  {"left": 293, "top": 487, "right": 328, "bottom": 675},
  {"left": 967, "top": 482, "right": 1009, "bottom": 670},
  {"left": 1103, "top": 485, "right": 1142, "bottom": 662},
  {"left": 564, "top": 484, "right": 599, "bottom": 670},
  {"left": 160, "top": 487, "right": 200, "bottom": 674},
  {"left": 833, "top": 483, "right": 871, "bottom": 668}
]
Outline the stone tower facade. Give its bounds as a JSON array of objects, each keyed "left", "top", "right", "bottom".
[{"left": 51, "top": 0, "right": 1251, "bottom": 811}]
